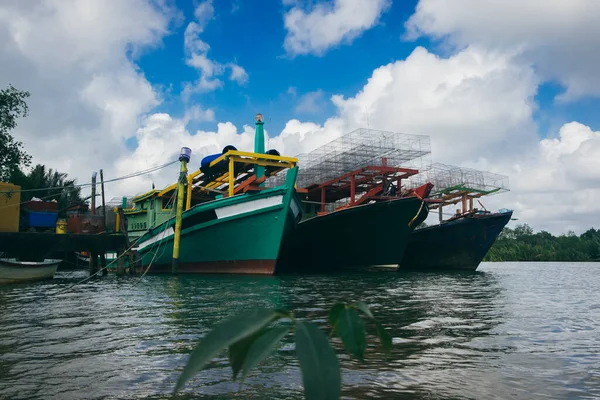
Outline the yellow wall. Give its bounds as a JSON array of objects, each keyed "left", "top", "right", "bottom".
[{"left": 0, "top": 182, "right": 21, "bottom": 232}]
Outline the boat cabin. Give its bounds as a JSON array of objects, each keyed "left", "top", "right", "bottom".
[{"left": 123, "top": 190, "right": 176, "bottom": 239}]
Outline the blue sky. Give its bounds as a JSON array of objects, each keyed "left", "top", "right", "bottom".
[
  {"left": 137, "top": 0, "right": 435, "bottom": 134},
  {"left": 2, "top": 0, "right": 600, "bottom": 232},
  {"left": 134, "top": 0, "right": 600, "bottom": 140}
]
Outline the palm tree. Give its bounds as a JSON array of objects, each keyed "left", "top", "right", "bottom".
[{"left": 10, "top": 164, "right": 85, "bottom": 216}]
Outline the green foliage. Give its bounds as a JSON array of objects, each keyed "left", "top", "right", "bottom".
[
  {"left": 239, "top": 326, "right": 291, "bottom": 382},
  {"left": 485, "top": 224, "right": 600, "bottom": 262},
  {"left": 174, "top": 308, "right": 283, "bottom": 393},
  {"left": 0, "top": 84, "right": 31, "bottom": 180},
  {"left": 9, "top": 164, "right": 84, "bottom": 217},
  {"left": 174, "top": 302, "right": 391, "bottom": 399},
  {"left": 333, "top": 307, "right": 366, "bottom": 361},
  {"left": 295, "top": 320, "right": 341, "bottom": 400}
]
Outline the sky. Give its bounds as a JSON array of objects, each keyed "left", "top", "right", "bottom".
[{"left": 1, "top": 0, "right": 600, "bottom": 234}]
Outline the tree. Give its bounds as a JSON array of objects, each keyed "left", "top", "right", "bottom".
[
  {"left": 10, "top": 164, "right": 85, "bottom": 217},
  {"left": 485, "top": 225, "right": 600, "bottom": 262},
  {"left": 0, "top": 84, "right": 31, "bottom": 181}
]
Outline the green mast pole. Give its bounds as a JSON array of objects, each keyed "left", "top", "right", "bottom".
[{"left": 254, "top": 113, "right": 265, "bottom": 185}]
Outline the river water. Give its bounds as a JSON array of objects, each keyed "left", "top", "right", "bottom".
[{"left": 1, "top": 262, "right": 599, "bottom": 399}]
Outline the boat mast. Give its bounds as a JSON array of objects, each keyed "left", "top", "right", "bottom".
[
  {"left": 254, "top": 113, "right": 265, "bottom": 186},
  {"left": 172, "top": 147, "right": 191, "bottom": 275}
]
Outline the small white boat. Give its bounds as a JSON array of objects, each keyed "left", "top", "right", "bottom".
[{"left": 0, "top": 258, "right": 61, "bottom": 284}]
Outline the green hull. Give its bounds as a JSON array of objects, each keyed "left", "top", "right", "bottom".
[
  {"left": 277, "top": 196, "right": 427, "bottom": 272},
  {"left": 136, "top": 168, "right": 300, "bottom": 275}
]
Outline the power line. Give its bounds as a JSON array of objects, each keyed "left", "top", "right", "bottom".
[{"left": 0, "top": 160, "right": 178, "bottom": 194}]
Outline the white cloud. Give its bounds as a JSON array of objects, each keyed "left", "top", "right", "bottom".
[
  {"left": 102, "top": 40, "right": 597, "bottom": 233},
  {"left": 330, "top": 46, "right": 538, "bottom": 163},
  {"left": 228, "top": 63, "right": 248, "bottom": 85},
  {"left": 183, "top": 0, "right": 248, "bottom": 96},
  {"left": 194, "top": 0, "right": 215, "bottom": 26},
  {"left": 295, "top": 89, "right": 325, "bottom": 114},
  {"left": 283, "top": 0, "right": 391, "bottom": 56},
  {"left": 265, "top": 46, "right": 598, "bottom": 232},
  {"left": 183, "top": 105, "right": 215, "bottom": 124},
  {"left": 3, "top": 0, "right": 597, "bottom": 235},
  {"left": 405, "top": 0, "right": 600, "bottom": 100},
  {"left": 112, "top": 114, "right": 259, "bottom": 196},
  {"left": 486, "top": 122, "right": 600, "bottom": 233},
  {"left": 0, "top": 0, "right": 174, "bottom": 194}
]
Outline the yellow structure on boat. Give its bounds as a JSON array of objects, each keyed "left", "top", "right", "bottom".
[
  {"left": 159, "top": 150, "right": 298, "bottom": 210},
  {"left": 0, "top": 182, "right": 21, "bottom": 232}
]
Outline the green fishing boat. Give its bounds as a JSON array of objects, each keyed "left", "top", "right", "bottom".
[{"left": 133, "top": 114, "right": 302, "bottom": 275}]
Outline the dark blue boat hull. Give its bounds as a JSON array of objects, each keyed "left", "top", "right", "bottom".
[{"left": 398, "top": 211, "right": 513, "bottom": 271}]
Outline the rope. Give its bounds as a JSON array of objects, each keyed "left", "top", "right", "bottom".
[
  {"left": 9, "top": 234, "right": 146, "bottom": 306},
  {"left": 408, "top": 200, "right": 426, "bottom": 227},
  {"left": 3, "top": 183, "right": 180, "bottom": 305},
  {"left": 130, "top": 187, "right": 179, "bottom": 286},
  {"left": 0, "top": 161, "right": 179, "bottom": 212}
]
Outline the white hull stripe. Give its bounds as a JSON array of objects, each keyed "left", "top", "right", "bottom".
[
  {"left": 215, "top": 195, "right": 284, "bottom": 219},
  {"left": 138, "top": 195, "right": 284, "bottom": 250},
  {"left": 138, "top": 227, "right": 174, "bottom": 250}
]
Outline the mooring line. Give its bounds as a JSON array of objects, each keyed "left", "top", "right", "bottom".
[{"left": 130, "top": 189, "right": 179, "bottom": 287}]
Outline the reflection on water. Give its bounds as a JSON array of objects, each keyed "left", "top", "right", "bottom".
[{"left": 1, "top": 262, "right": 599, "bottom": 399}]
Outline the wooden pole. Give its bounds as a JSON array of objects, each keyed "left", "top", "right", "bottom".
[
  {"left": 172, "top": 148, "right": 191, "bottom": 275},
  {"left": 100, "top": 253, "right": 107, "bottom": 276},
  {"left": 228, "top": 157, "right": 235, "bottom": 197},
  {"left": 116, "top": 250, "right": 126, "bottom": 276},
  {"left": 89, "top": 252, "right": 98, "bottom": 276},
  {"left": 91, "top": 172, "right": 97, "bottom": 215},
  {"left": 186, "top": 175, "right": 193, "bottom": 210},
  {"left": 100, "top": 169, "right": 106, "bottom": 230},
  {"left": 439, "top": 205, "right": 443, "bottom": 222}
]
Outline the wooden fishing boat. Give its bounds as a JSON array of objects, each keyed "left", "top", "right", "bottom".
[
  {"left": 133, "top": 114, "right": 302, "bottom": 275},
  {"left": 277, "top": 195, "right": 427, "bottom": 272},
  {"left": 0, "top": 258, "right": 61, "bottom": 284},
  {"left": 398, "top": 210, "right": 513, "bottom": 271},
  {"left": 276, "top": 160, "right": 431, "bottom": 272}
]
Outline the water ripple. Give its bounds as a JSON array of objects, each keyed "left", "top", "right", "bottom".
[{"left": 0, "top": 262, "right": 599, "bottom": 399}]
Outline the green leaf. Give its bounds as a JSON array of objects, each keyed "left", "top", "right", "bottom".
[
  {"left": 228, "top": 329, "right": 263, "bottom": 381},
  {"left": 329, "top": 303, "right": 345, "bottom": 328},
  {"left": 375, "top": 321, "right": 392, "bottom": 354},
  {"left": 174, "top": 308, "right": 281, "bottom": 393},
  {"left": 240, "top": 326, "right": 291, "bottom": 381},
  {"left": 353, "top": 301, "right": 374, "bottom": 319},
  {"left": 295, "top": 321, "right": 341, "bottom": 400},
  {"left": 335, "top": 307, "right": 366, "bottom": 361}
]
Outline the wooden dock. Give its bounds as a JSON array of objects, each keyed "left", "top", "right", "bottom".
[{"left": 0, "top": 232, "right": 127, "bottom": 261}]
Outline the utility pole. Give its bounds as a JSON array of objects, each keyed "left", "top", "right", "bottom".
[
  {"left": 91, "top": 172, "right": 97, "bottom": 215},
  {"left": 100, "top": 169, "right": 106, "bottom": 229}
]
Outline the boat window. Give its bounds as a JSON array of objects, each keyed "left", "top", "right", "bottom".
[{"left": 161, "top": 198, "right": 173, "bottom": 210}]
